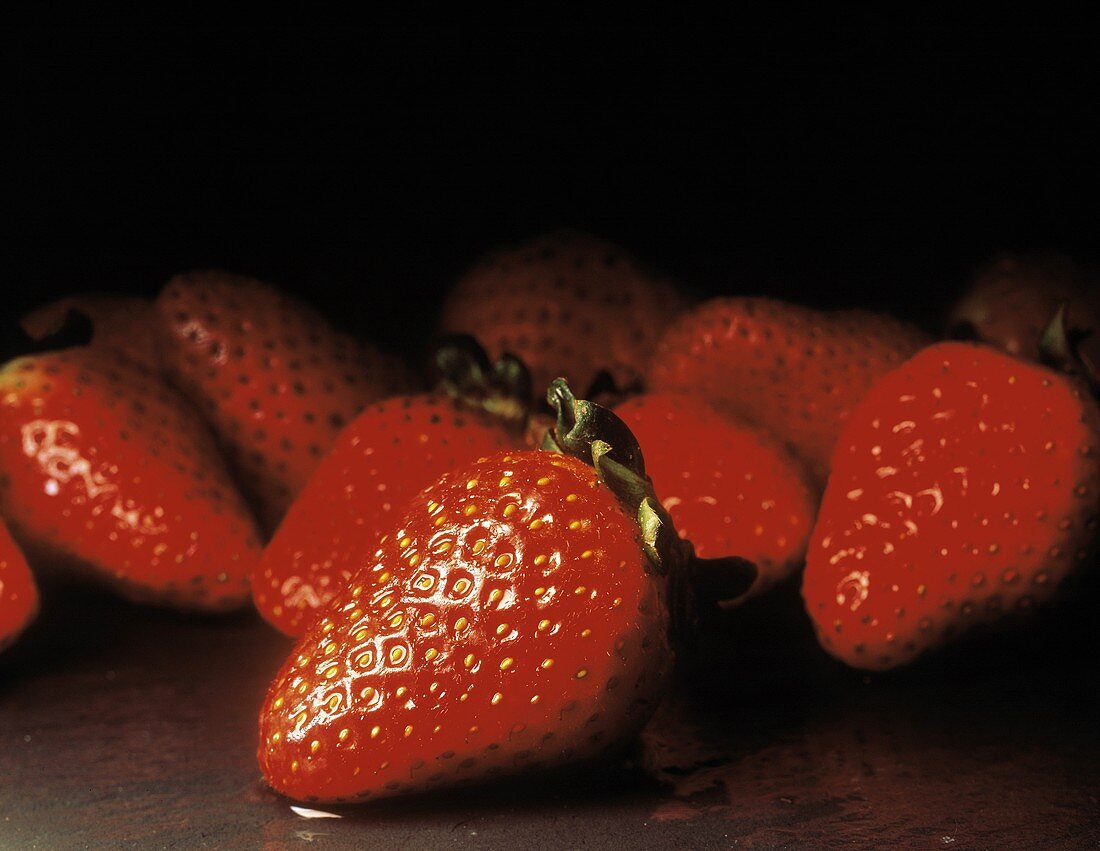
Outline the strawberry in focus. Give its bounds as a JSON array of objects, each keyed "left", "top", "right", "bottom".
[
  {"left": 439, "top": 230, "right": 692, "bottom": 397},
  {"left": 649, "top": 296, "right": 930, "bottom": 482},
  {"left": 256, "top": 380, "right": 748, "bottom": 804},
  {"left": 0, "top": 518, "right": 38, "bottom": 653},
  {"left": 156, "top": 270, "right": 413, "bottom": 532},
  {"left": 801, "top": 341, "right": 1100, "bottom": 671},
  {"left": 614, "top": 393, "right": 817, "bottom": 605},
  {"left": 0, "top": 348, "right": 262, "bottom": 610}
]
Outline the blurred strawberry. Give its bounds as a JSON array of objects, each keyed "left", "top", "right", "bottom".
[
  {"left": 947, "top": 253, "right": 1099, "bottom": 366},
  {"left": 649, "top": 296, "right": 930, "bottom": 481},
  {"left": 0, "top": 348, "right": 262, "bottom": 610},
  {"left": 614, "top": 393, "right": 817, "bottom": 605},
  {"left": 439, "top": 230, "right": 692, "bottom": 397},
  {"left": 0, "top": 518, "right": 38, "bottom": 653},
  {"left": 22, "top": 295, "right": 159, "bottom": 367},
  {"left": 156, "top": 271, "right": 414, "bottom": 532}
]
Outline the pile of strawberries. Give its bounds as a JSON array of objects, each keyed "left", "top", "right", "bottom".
[{"left": 1, "top": 232, "right": 1097, "bottom": 806}]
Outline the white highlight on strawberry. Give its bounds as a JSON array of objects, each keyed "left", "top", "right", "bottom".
[
  {"left": 22, "top": 419, "right": 167, "bottom": 534},
  {"left": 836, "top": 570, "right": 870, "bottom": 611}
]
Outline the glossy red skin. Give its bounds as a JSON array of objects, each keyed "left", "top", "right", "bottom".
[
  {"left": 0, "top": 349, "right": 262, "bottom": 611},
  {"left": 255, "top": 394, "right": 520, "bottom": 636},
  {"left": 258, "top": 450, "right": 670, "bottom": 803},
  {"left": 614, "top": 393, "right": 817, "bottom": 604},
  {"left": 802, "top": 342, "right": 1100, "bottom": 671},
  {"left": 649, "top": 297, "right": 930, "bottom": 482},
  {"left": 947, "top": 254, "right": 1100, "bottom": 365},
  {"left": 156, "top": 271, "right": 412, "bottom": 531},
  {"left": 439, "top": 230, "right": 692, "bottom": 397},
  {"left": 0, "top": 519, "right": 38, "bottom": 652},
  {"left": 21, "top": 295, "right": 161, "bottom": 368}
]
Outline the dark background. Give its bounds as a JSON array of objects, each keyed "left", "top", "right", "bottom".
[{"left": 7, "top": 26, "right": 1099, "bottom": 360}]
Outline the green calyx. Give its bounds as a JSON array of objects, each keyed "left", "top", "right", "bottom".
[
  {"left": 543, "top": 378, "right": 670, "bottom": 573},
  {"left": 543, "top": 378, "right": 756, "bottom": 609},
  {"left": 433, "top": 335, "right": 533, "bottom": 431},
  {"left": 1039, "top": 304, "right": 1099, "bottom": 395}
]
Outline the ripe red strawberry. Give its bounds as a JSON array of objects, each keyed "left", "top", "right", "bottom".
[
  {"left": 802, "top": 341, "right": 1100, "bottom": 671},
  {"left": 0, "top": 518, "right": 38, "bottom": 653},
  {"left": 254, "top": 394, "right": 524, "bottom": 637},
  {"left": 21, "top": 295, "right": 160, "bottom": 367},
  {"left": 0, "top": 348, "right": 262, "bottom": 610},
  {"left": 256, "top": 380, "right": 746, "bottom": 804},
  {"left": 947, "top": 253, "right": 1100, "bottom": 365},
  {"left": 649, "top": 297, "right": 930, "bottom": 482},
  {"left": 438, "top": 230, "right": 693, "bottom": 397},
  {"left": 156, "top": 271, "right": 413, "bottom": 532},
  {"left": 614, "top": 393, "right": 817, "bottom": 605}
]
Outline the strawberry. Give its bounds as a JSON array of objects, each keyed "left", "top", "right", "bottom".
[
  {"left": 257, "top": 380, "right": 752, "bottom": 803},
  {"left": 614, "top": 393, "right": 817, "bottom": 605},
  {"left": 438, "top": 230, "right": 693, "bottom": 398},
  {"left": 801, "top": 341, "right": 1100, "bottom": 671},
  {"left": 947, "top": 253, "right": 1100, "bottom": 366},
  {"left": 0, "top": 518, "right": 38, "bottom": 653},
  {"left": 21, "top": 295, "right": 160, "bottom": 367},
  {"left": 649, "top": 296, "right": 930, "bottom": 482},
  {"left": 0, "top": 348, "right": 262, "bottom": 610},
  {"left": 156, "top": 270, "right": 414, "bottom": 532},
  {"left": 254, "top": 341, "right": 532, "bottom": 637}
]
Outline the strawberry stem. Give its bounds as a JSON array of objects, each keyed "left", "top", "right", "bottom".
[
  {"left": 433, "top": 335, "right": 533, "bottom": 430},
  {"left": 543, "top": 378, "right": 647, "bottom": 477},
  {"left": 543, "top": 378, "right": 758, "bottom": 618}
]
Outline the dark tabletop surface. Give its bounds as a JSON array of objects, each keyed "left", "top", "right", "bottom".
[{"left": 2, "top": 571, "right": 1097, "bottom": 851}]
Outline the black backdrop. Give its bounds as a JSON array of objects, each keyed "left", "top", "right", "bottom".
[{"left": 8, "top": 26, "right": 1099, "bottom": 360}]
